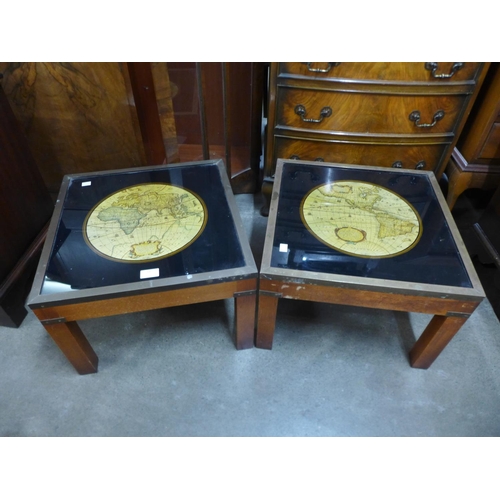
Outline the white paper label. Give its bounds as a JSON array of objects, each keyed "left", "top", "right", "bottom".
[
  {"left": 81, "top": 181, "right": 92, "bottom": 187},
  {"left": 140, "top": 268, "right": 160, "bottom": 279},
  {"left": 279, "top": 243, "right": 288, "bottom": 253}
]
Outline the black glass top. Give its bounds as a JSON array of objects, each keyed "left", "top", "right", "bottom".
[
  {"left": 270, "top": 162, "right": 472, "bottom": 288},
  {"left": 40, "top": 163, "right": 246, "bottom": 295}
]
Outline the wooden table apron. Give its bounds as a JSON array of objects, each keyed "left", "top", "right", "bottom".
[
  {"left": 32, "top": 277, "right": 257, "bottom": 375},
  {"left": 256, "top": 276, "right": 480, "bottom": 369}
]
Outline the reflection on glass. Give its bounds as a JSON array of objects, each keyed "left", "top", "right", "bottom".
[
  {"left": 271, "top": 163, "right": 472, "bottom": 288},
  {"left": 41, "top": 164, "right": 245, "bottom": 294}
]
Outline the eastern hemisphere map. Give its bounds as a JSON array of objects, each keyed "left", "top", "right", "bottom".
[
  {"left": 300, "top": 180, "right": 422, "bottom": 258},
  {"left": 84, "top": 183, "right": 207, "bottom": 262}
]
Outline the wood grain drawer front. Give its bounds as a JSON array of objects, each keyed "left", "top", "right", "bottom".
[
  {"left": 274, "top": 137, "right": 446, "bottom": 171},
  {"left": 276, "top": 88, "right": 465, "bottom": 135},
  {"left": 279, "top": 62, "right": 482, "bottom": 83}
]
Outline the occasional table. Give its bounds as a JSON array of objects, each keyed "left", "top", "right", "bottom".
[
  {"left": 27, "top": 160, "right": 257, "bottom": 374},
  {"left": 256, "top": 159, "right": 484, "bottom": 369}
]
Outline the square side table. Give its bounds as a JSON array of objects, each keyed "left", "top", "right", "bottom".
[
  {"left": 28, "top": 160, "right": 257, "bottom": 374},
  {"left": 256, "top": 159, "right": 484, "bottom": 369}
]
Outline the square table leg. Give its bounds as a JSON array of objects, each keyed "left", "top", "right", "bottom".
[
  {"left": 255, "top": 292, "right": 279, "bottom": 349},
  {"left": 234, "top": 292, "right": 257, "bottom": 349},
  {"left": 410, "top": 315, "right": 469, "bottom": 369},
  {"left": 42, "top": 321, "right": 99, "bottom": 375}
]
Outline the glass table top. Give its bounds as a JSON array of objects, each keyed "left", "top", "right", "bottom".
[
  {"left": 269, "top": 162, "right": 473, "bottom": 289},
  {"left": 39, "top": 162, "right": 248, "bottom": 296}
]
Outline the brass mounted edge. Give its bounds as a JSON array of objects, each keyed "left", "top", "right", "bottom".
[
  {"left": 259, "top": 290, "right": 283, "bottom": 298},
  {"left": 446, "top": 311, "right": 471, "bottom": 318},
  {"left": 40, "top": 317, "right": 66, "bottom": 325},
  {"left": 233, "top": 290, "right": 257, "bottom": 298}
]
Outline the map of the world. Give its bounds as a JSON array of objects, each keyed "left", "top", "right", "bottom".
[
  {"left": 84, "top": 183, "right": 207, "bottom": 262},
  {"left": 301, "top": 180, "right": 422, "bottom": 258}
]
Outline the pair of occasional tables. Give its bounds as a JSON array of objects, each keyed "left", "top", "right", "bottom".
[{"left": 27, "top": 159, "right": 484, "bottom": 374}]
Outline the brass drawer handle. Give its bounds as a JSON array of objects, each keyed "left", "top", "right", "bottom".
[
  {"left": 294, "top": 104, "right": 332, "bottom": 123},
  {"left": 289, "top": 155, "right": 325, "bottom": 162},
  {"left": 391, "top": 160, "right": 427, "bottom": 170},
  {"left": 425, "top": 62, "right": 464, "bottom": 79},
  {"left": 305, "top": 63, "right": 340, "bottom": 73},
  {"left": 409, "top": 110, "right": 445, "bottom": 128}
]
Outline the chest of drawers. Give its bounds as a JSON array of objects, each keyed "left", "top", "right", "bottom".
[
  {"left": 262, "top": 62, "right": 490, "bottom": 212},
  {"left": 445, "top": 63, "right": 500, "bottom": 209}
]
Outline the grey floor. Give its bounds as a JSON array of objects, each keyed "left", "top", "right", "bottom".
[{"left": 1, "top": 191, "right": 500, "bottom": 437}]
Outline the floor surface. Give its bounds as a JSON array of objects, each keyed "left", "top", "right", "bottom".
[{"left": 1, "top": 190, "right": 500, "bottom": 438}]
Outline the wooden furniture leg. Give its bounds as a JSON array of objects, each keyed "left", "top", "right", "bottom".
[
  {"left": 234, "top": 293, "right": 257, "bottom": 350},
  {"left": 255, "top": 293, "right": 280, "bottom": 349},
  {"left": 446, "top": 159, "right": 473, "bottom": 210},
  {"left": 409, "top": 315, "right": 468, "bottom": 369},
  {"left": 42, "top": 321, "right": 99, "bottom": 375},
  {"left": 445, "top": 151, "right": 500, "bottom": 211}
]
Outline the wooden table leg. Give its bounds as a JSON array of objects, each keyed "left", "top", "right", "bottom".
[
  {"left": 234, "top": 293, "right": 257, "bottom": 350},
  {"left": 409, "top": 315, "right": 468, "bottom": 369},
  {"left": 255, "top": 292, "right": 279, "bottom": 349},
  {"left": 42, "top": 321, "right": 99, "bottom": 375}
]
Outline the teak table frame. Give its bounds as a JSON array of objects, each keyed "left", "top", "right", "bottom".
[
  {"left": 256, "top": 160, "right": 485, "bottom": 369},
  {"left": 27, "top": 160, "right": 258, "bottom": 375}
]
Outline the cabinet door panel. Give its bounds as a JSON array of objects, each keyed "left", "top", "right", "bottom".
[
  {"left": 277, "top": 88, "right": 464, "bottom": 135},
  {"left": 0, "top": 87, "right": 54, "bottom": 284},
  {"left": 280, "top": 62, "right": 482, "bottom": 83}
]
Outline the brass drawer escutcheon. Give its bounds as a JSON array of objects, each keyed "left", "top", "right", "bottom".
[
  {"left": 290, "top": 155, "right": 324, "bottom": 162},
  {"left": 305, "top": 62, "right": 341, "bottom": 73},
  {"left": 392, "top": 160, "right": 427, "bottom": 170}
]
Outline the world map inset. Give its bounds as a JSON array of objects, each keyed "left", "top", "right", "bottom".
[
  {"left": 300, "top": 180, "right": 422, "bottom": 258},
  {"left": 84, "top": 183, "right": 207, "bottom": 262}
]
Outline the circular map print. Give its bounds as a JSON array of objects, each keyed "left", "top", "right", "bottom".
[
  {"left": 300, "top": 180, "right": 422, "bottom": 258},
  {"left": 83, "top": 183, "right": 207, "bottom": 262}
]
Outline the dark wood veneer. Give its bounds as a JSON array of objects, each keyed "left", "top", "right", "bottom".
[{"left": 0, "top": 85, "right": 54, "bottom": 327}]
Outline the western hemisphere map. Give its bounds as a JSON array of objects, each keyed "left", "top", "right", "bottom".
[
  {"left": 300, "top": 180, "right": 422, "bottom": 258},
  {"left": 83, "top": 183, "right": 207, "bottom": 262}
]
